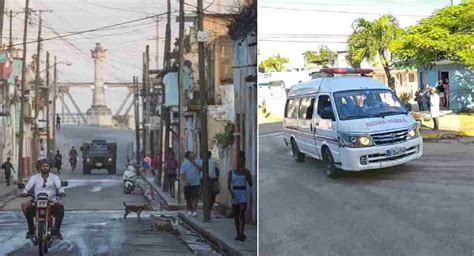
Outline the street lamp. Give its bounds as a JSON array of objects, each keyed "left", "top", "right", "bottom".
[{"left": 39, "top": 61, "right": 72, "bottom": 74}]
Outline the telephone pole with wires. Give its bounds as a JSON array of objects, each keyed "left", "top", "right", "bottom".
[
  {"left": 0, "top": 0, "right": 5, "bottom": 48},
  {"left": 18, "top": 0, "right": 30, "bottom": 181}
]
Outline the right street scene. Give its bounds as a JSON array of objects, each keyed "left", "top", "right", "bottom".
[{"left": 258, "top": 0, "right": 473, "bottom": 255}]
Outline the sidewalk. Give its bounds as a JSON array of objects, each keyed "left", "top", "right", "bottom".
[
  {"left": 145, "top": 177, "right": 256, "bottom": 255},
  {"left": 0, "top": 180, "right": 17, "bottom": 202},
  {"left": 414, "top": 112, "right": 474, "bottom": 139},
  {"left": 179, "top": 210, "right": 257, "bottom": 256}
]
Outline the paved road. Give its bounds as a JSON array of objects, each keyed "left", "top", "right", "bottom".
[
  {"left": 259, "top": 129, "right": 474, "bottom": 256},
  {"left": 0, "top": 125, "right": 219, "bottom": 256}
]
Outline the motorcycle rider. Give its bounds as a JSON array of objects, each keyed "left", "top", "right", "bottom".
[
  {"left": 69, "top": 146, "right": 78, "bottom": 171},
  {"left": 20, "top": 158, "right": 66, "bottom": 240}
]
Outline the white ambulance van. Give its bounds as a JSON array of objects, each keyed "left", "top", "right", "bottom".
[{"left": 283, "top": 68, "right": 423, "bottom": 178}]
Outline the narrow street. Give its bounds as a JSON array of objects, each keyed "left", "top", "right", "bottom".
[
  {"left": 259, "top": 126, "right": 474, "bottom": 256},
  {"left": 0, "top": 125, "right": 221, "bottom": 256}
]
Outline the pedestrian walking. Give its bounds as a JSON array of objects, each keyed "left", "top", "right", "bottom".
[
  {"left": 228, "top": 151, "right": 253, "bottom": 241},
  {"left": 181, "top": 151, "right": 201, "bottom": 217},
  {"left": 430, "top": 87, "right": 440, "bottom": 131},
  {"left": 54, "top": 150, "right": 63, "bottom": 175},
  {"left": 197, "top": 151, "right": 220, "bottom": 210},
  {"left": 1, "top": 157, "right": 15, "bottom": 186},
  {"left": 165, "top": 152, "right": 178, "bottom": 198},
  {"left": 56, "top": 114, "right": 61, "bottom": 131}
]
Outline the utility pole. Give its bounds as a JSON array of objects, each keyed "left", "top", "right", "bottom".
[
  {"left": 155, "top": 16, "right": 160, "bottom": 70},
  {"left": 197, "top": 0, "right": 210, "bottom": 222},
  {"left": 134, "top": 76, "right": 140, "bottom": 163},
  {"left": 18, "top": 0, "right": 30, "bottom": 181},
  {"left": 33, "top": 13, "right": 42, "bottom": 166},
  {"left": 163, "top": 0, "right": 171, "bottom": 70},
  {"left": 145, "top": 45, "right": 151, "bottom": 157},
  {"left": 8, "top": 10, "right": 12, "bottom": 52},
  {"left": 52, "top": 56, "right": 57, "bottom": 155},
  {"left": 0, "top": 0, "right": 5, "bottom": 48},
  {"left": 177, "top": 0, "right": 186, "bottom": 206},
  {"left": 46, "top": 52, "right": 51, "bottom": 159},
  {"left": 141, "top": 52, "right": 147, "bottom": 159}
]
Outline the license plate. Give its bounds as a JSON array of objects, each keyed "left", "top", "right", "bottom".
[
  {"left": 96, "top": 163, "right": 103, "bottom": 167},
  {"left": 386, "top": 147, "right": 406, "bottom": 156}
]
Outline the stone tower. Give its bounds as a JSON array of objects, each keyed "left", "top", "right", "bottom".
[{"left": 86, "top": 43, "right": 112, "bottom": 126}]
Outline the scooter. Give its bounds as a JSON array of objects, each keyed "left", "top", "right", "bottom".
[
  {"left": 18, "top": 181, "right": 68, "bottom": 256},
  {"left": 123, "top": 164, "right": 137, "bottom": 194}
]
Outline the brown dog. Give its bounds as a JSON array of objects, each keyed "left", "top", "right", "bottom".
[{"left": 123, "top": 202, "right": 153, "bottom": 220}]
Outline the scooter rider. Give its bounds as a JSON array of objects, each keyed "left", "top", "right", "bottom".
[{"left": 20, "top": 158, "right": 66, "bottom": 240}]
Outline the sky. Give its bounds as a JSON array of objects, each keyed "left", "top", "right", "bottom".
[
  {"left": 258, "top": 0, "right": 460, "bottom": 69},
  {"left": 5, "top": 0, "right": 237, "bottom": 113}
]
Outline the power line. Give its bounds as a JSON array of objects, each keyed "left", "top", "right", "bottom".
[
  {"left": 260, "top": 39, "right": 348, "bottom": 44},
  {"left": 10, "top": 11, "right": 172, "bottom": 47},
  {"left": 82, "top": 2, "right": 160, "bottom": 15},
  {"left": 259, "top": 5, "right": 427, "bottom": 17}
]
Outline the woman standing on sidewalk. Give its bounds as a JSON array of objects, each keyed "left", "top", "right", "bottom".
[
  {"left": 165, "top": 152, "right": 178, "bottom": 198},
  {"left": 228, "top": 151, "right": 253, "bottom": 241}
]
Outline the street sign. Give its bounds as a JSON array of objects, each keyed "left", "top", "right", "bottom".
[{"left": 197, "top": 31, "right": 208, "bottom": 42}]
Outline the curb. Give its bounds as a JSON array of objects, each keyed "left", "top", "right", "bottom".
[
  {"left": 143, "top": 177, "right": 187, "bottom": 211},
  {"left": 0, "top": 187, "right": 17, "bottom": 202},
  {"left": 178, "top": 212, "right": 253, "bottom": 256},
  {"left": 422, "top": 131, "right": 474, "bottom": 140}
]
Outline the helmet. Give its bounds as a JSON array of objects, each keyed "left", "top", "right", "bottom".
[{"left": 36, "top": 158, "right": 52, "bottom": 170}]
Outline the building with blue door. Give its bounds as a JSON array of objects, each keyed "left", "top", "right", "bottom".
[{"left": 417, "top": 60, "right": 473, "bottom": 112}]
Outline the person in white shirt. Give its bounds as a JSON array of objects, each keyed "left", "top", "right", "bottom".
[
  {"left": 20, "top": 159, "right": 66, "bottom": 239},
  {"left": 430, "top": 88, "right": 440, "bottom": 131}
]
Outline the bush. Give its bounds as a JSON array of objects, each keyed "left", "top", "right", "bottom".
[{"left": 214, "top": 121, "right": 234, "bottom": 148}]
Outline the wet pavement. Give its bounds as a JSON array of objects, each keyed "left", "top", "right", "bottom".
[{"left": 0, "top": 125, "right": 222, "bottom": 256}]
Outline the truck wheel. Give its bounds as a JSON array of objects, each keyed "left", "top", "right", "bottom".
[
  {"left": 291, "top": 139, "right": 305, "bottom": 162},
  {"left": 323, "top": 148, "right": 340, "bottom": 179}
]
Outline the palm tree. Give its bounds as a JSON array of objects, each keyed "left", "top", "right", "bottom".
[{"left": 347, "top": 15, "right": 402, "bottom": 90}]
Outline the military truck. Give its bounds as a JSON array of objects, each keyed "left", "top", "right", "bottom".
[{"left": 80, "top": 139, "right": 117, "bottom": 175}]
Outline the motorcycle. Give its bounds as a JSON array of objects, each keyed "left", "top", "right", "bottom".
[
  {"left": 123, "top": 164, "right": 137, "bottom": 194},
  {"left": 18, "top": 181, "right": 68, "bottom": 256},
  {"left": 69, "top": 157, "right": 77, "bottom": 172}
]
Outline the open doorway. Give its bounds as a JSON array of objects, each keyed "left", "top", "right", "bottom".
[{"left": 438, "top": 71, "right": 449, "bottom": 108}]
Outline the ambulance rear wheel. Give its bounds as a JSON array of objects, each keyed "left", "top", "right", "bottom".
[{"left": 291, "top": 139, "right": 305, "bottom": 162}]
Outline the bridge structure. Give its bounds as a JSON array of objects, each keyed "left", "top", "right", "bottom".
[
  {"left": 56, "top": 82, "right": 139, "bottom": 127},
  {"left": 56, "top": 43, "right": 142, "bottom": 127}
]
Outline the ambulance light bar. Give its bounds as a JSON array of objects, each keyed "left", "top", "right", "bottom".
[{"left": 320, "top": 68, "right": 374, "bottom": 75}]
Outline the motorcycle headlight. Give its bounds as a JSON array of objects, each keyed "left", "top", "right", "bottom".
[
  {"left": 37, "top": 200, "right": 48, "bottom": 208},
  {"left": 338, "top": 133, "right": 374, "bottom": 148},
  {"left": 108, "top": 158, "right": 112, "bottom": 161},
  {"left": 86, "top": 158, "right": 90, "bottom": 162},
  {"left": 407, "top": 124, "right": 420, "bottom": 139}
]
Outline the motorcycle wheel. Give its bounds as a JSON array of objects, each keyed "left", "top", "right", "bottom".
[{"left": 38, "top": 221, "right": 44, "bottom": 256}]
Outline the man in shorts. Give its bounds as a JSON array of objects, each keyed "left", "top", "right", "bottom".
[{"left": 181, "top": 151, "right": 201, "bottom": 217}]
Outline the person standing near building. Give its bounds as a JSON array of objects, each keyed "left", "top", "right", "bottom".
[
  {"left": 1, "top": 157, "right": 15, "bottom": 186},
  {"left": 54, "top": 150, "right": 63, "bottom": 175},
  {"left": 181, "top": 151, "right": 201, "bottom": 217},
  {"left": 165, "top": 152, "right": 178, "bottom": 198},
  {"left": 443, "top": 79, "right": 449, "bottom": 107},
  {"left": 415, "top": 90, "right": 423, "bottom": 111},
  {"left": 228, "top": 151, "right": 253, "bottom": 241},
  {"left": 197, "top": 151, "right": 220, "bottom": 210},
  {"left": 430, "top": 87, "right": 440, "bottom": 131},
  {"left": 143, "top": 154, "right": 152, "bottom": 177}
]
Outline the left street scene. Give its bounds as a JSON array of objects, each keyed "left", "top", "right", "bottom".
[{"left": 0, "top": 0, "right": 257, "bottom": 255}]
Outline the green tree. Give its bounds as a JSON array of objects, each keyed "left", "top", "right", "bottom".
[
  {"left": 392, "top": 1, "right": 474, "bottom": 68},
  {"left": 259, "top": 54, "right": 289, "bottom": 72},
  {"left": 303, "top": 46, "right": 337, "bottom": 67},
  {"left": 347, "top": 15, "right": 403, "bottom": 90}
]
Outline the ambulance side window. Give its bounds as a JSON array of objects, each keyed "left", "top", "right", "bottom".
[
  {"left": 299, "top": 97, "right": 315, "bottom": 120},
  {"left": 285, "top": 98, "right": 299, "bottom": 119},
  {"left": 317, "top": 95, "right": 332, "bottom": 115}
]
